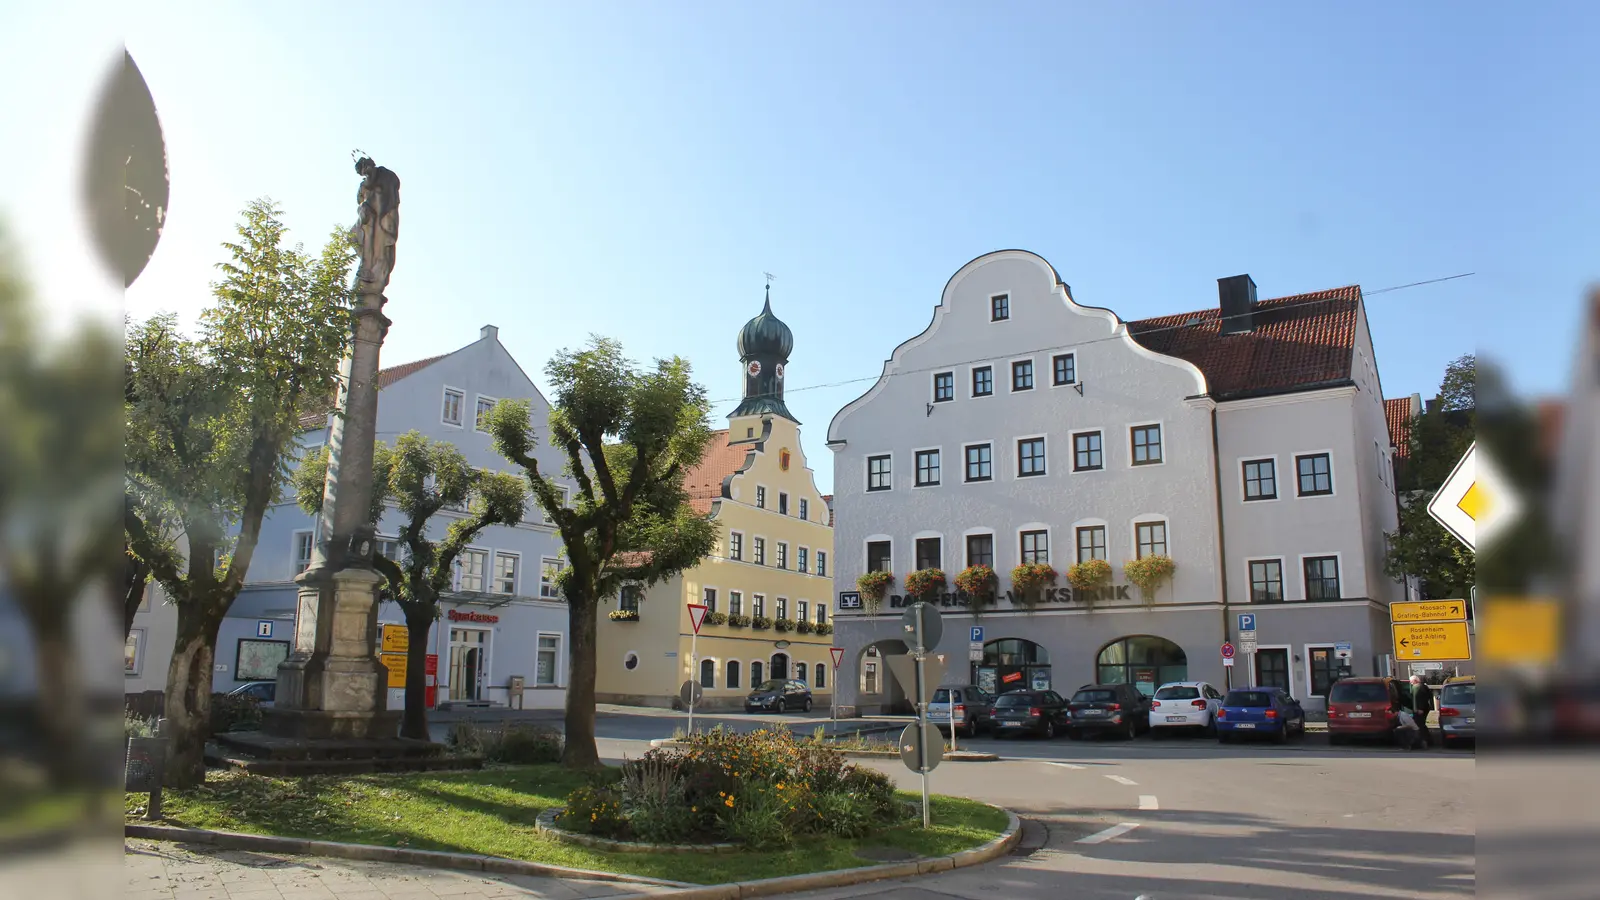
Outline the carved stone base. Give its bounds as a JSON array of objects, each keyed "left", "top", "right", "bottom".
[
  {"left": 268, "top": 564, "right": 395, "bottom": 741},
  {"left": 257, "top": 708, "right": 402, "bottom": 741}
]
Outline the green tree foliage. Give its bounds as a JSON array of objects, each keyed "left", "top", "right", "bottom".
[
  {"left": 294, "top": 431, "right": 526, "bottom": 739},
  {"left": 1385, "top": 354, "right": 1476, "bottom": 599},
  {"left": 124, "top": 199, "right": 355, "bottom": 786},
  {"left": 486, "top": 336, "right": 718, "bottom": 768},
  {"left": 0, "top": 224, "right": 123, "bottom": 788}
]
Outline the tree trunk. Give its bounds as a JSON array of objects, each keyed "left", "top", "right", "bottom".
[
  {"left": 400, "top": 608, "right": 434, "bottom": 740},
  {"left": 561, "top": 594, "right": 601, "bottom": 769},
  {"left": 163, "top": 607, "right": 224, "bottom": 787},
  {"left": 28, "top": 611, "right": 86, "bottom": 788},
  {"left": 125, "top": 554, "right": 151, "bottom": 639}
]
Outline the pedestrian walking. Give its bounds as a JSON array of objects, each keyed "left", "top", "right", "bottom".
[{"left": 1408, "top": 675, "right": 1435, "bottom": 748}]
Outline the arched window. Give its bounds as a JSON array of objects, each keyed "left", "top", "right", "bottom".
[
  {"left": 726, "top": 659, "right": 741, "bottom": 689},
  {"left": 815, "top": 663, "right": 826, "bottom": 688},
  {"left": 1096, "top": 635, "right": 1187, "bottom": 696},
  {"left": 699, "top": 658, "right": 715, "bottom": 688},
  {"left": 751, "top": 660, "right": 764, "bottom": 686},
  {"left": 794, "top": 662, "right": 808, "bottom": 684},
  {"left": 770, "top": 653, "right": 789, "bottom": 680}
]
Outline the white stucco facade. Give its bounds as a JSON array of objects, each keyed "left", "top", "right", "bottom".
[{"left": 828, "top": 251, "right": 1410, "bottom": 715}]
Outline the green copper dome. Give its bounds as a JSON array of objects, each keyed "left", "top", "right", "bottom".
[{"left": 737, "top": 296, "right": 794, "bottom": 360}]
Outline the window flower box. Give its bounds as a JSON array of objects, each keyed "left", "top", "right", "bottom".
[
  {"left": 904, "top": 568, "right": 947, "bottom": 602},
  {"left": 751, "top": 615, "right": 773, "bottom": 630},
  {"left": 608, "top": 609, "right": 640, "bottom": 622},
  {"left": 855, "top": 571, "right": 893, "bottom": 613},
  {"left": 773, "top": 618, "right": 796, "bottom": 633}
]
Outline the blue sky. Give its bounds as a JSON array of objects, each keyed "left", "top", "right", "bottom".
[{"left": 2, "top": 3, "right": 1595, "bottom": 491}]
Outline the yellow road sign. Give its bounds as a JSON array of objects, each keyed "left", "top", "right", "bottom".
[
  {"left": 381, "top": 623, "right": 409, "bottom": 653},
  {"left": 380, "top": 652, "right": 408, "bottom": 688},
  {"left": 1426, "top": 442, "right": 1522, "bottom": 552},
  {"left": 1477, "top": 596, "right": 1561, "bottom": 665},
  {"left": 1389, "top": 600, "right": 1469, "bottom": 623},
  {"left": 1392, "top": 622, "right": 1472, "bottom": 661}
]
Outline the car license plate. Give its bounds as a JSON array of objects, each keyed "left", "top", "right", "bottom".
[
  {"left": 1084, "top": 709, "right": 1105, "bottom": 716},
  {"left": 1349, "top": 712, "right": 1372, "bottom": 718},
  {"left": 1465, "top": 717, "right": 1475, "bottom": 724},
  {"left": 1168, "top": 716, "right": 1187, "bottom": 722},
  {"left": 1001, "top": 722, "right": 1023, "bottom": 728},
  {"left": 1234, "top": 723, "right": 1255, "bottom": 729}
]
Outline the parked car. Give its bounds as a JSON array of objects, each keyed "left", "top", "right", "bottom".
[
  {"left": 1437, "top": 676, "right": 1476, "bottom": 748},
  {"left": 745, "top": 679, "right": 813, "bottom": 713},
  {"left": 228, "top": 680, "right": 276, "bottom": 707},
  {"left": 1149, "top": 681, "right": 1224, "bottom": 736},
  {"left": 1066, "top": 683, "right": 1151, "bottom": 740},
  {"left": 990, "top": 689, "right": 1071, "bottom": 738},
  {"left": 928, "top": 684, "right": 993, "bottom": 737},
  {"left": 1217, "top": 687, "right": 1305, "bottom": 743},
  {"left": 1326, "top": 677, "right": 1404, "bottom": 744}
]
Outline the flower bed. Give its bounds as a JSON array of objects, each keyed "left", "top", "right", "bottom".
[
  {"left": 609, "top": 609, "right": 640, "bottom": 622},
  {"left": 553, "top": 728, "right": 907, "bottom": 850}
]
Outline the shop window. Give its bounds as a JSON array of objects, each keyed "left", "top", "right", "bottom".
[{"left": 1095, "top": 635, "right": 1187, "bottom": 697}]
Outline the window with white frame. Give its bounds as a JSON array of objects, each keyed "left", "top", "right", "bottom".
[
  {"left": 815, "top": 603, "right": 827, "bottom": 625},
  {"left": 474, "top": 396, "right": 498, "bottom": 431},
  {"left": 1011, "top": 359, "right": 1034, "bottom": 391},
  {"left": 1076, "top": 525, "right": 1107, "bottom": 562},
  {"left": 1249, "top": 559, "right": 1284, "bottom": 603},
  {"left": 866, "top": 541, "right": 891, "bottom": 573},
  {"left": 1243, "top": 458, "right": 1278, "bottom": 500},
  {"left": 795, "top": 661, "right": 808, "bottom": 683},
  {"left": 964, "top": 443, "right": 993, "bottom": 482},
  {"left": 1020, "top": 530, "right": 1049, "bottom": 564},
  {"left": 729, "top": 531, "right": 743, "bottom": 561},
  {"left": 294, "top": 530, "right": 315, "bottom": 574},
  {"left": 797, "top": 546, "right": 808, "bottom": 573},
  {"left": 754, "top": 537, "right": 766, "bottom": 565},
  {"left": 756, "top": 485, "right": 767, "bottom": 508},
  {"left": 776, "top": 541, "right": 788, "bottom": 569},
  {"left": 125, "top": 628, "right": 143, "bottom": 675},
  {"left": 797, "top": 600, "right": 809, "bottom": 622},
  {"left": 442, "top": 388, "right": 464, "bottom": 426},
  {"left": 971, "top": 366, "right": 994, "bottom": 397},
  {"left": 1074, "top": 431, "right": 1104, "bottom": 471},
  {"left": 1052, "top": 353, "right": 1076, "bottom": 386},
  {"left": 1303, "top": 556, "right": 1341, "bottom": 600},
  {"left": 776, "top": 597, "right": 788, "bottom": 620},
  {"left": 1017, "top": 438, "right": 1046, "bottom": 476},
  {"left": 815, "top": 551, "right": 827, "bottom": 576},
  {"left": 729, "top": 591, "right": 743, "bottom": 616},
  {"left": 726, "top": 660, "right": 742, "bottom": 689},
  {"left": 915, "top": 449, "right": 941, "bottom": 486},
  {"left": 990, "top": 293, "right": 1010, "bottom": 321},
  {"left": 933, "top": 371, "right": 955, "bottom": 403},
  {"left": 1296, "top": 453, "right": 1333, "bottom": 496},
  {"left": 700, "top": 658, "right": 716, "bottom": 688},
  {"left": 799, "top": 498, "right": 809, "bottom": 521},
  {"left": 965, "top": 533, "right": 994, "bottom": 568},
  {"left": 457, "top": 549, "right": 487, "bottom": 591},
  {"left": 536, "top": 634, "right": 560, "bottom": 685},
  {"left": 1131, "top": 425, "right": 1163, "bottom": 465},
  {"left": 542, "top": 485, "right": 570, "bottom": 525},
  {"left": 703, "top": 587, "right": 717, "bottom": 613},
  {"left": 815, "top": 662, "right": 826, "bottom": 688},
  {"left": 866, "top": 456, "right": 892, "bottom": 491},
  {"left": 619, "top": 584, "right": 642, "bottom": 612},
  {"left": 778, "top": 492, "right": 789, "bottom": 515},
  {"left": 493, "top": 553, "right": 519, "bottom": 594},
  {"left": 753, "top": 594, "right": 766, "bottom": 618},
  {"left": 375, "top": 537, "right": 403, "bottom": 562},
  {"left": 540, "top": 558, "right": 565, "bottom": 599}
]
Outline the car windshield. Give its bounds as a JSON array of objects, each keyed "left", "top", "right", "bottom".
[
  {"left": 1442, "top": 683, "right": 1476, "bottom": 705},
  {"left": 932, "top": 689, "right": 951, "bottom": 703},
  {"left": 753, "top": 680, "right": 785, "bottom": 692},
  {"left": 1329, "top": 682, "right": 1388, "bottom": 703},
  {"left": 1155, "top": 686, "right": 1200, "bottom": 700},
  {"left": 995, "top": 693, "right": 1038, "bottom": 708},
  {"left": 1072, "top": 689, "right": 1116, "bottom": 703},
  {"left": 1224, "top": 691, "right": 1272, "bottom": 707}
]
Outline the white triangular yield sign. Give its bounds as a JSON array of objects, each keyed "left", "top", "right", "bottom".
[
  {"left": 830, "top": 646, "right": 844, "bottom": 668},
  {"left": 687, "top": 603, "right": 709, "bottom": 634}
]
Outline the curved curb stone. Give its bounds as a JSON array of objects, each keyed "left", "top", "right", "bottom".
[
  {"left": 655, "top": 809, "right": 1023, "bottom": 899},
  {"left": 536, "top": 808, "right": 740, "bottom": 854},
  {"left": 647, "top": 739, "right": 1000, "bottom": 762},
  {"left": 122, "top": 822, "right": 693, "bottom": 888}
]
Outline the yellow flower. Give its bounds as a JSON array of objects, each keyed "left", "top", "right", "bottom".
[{"left": 725, "top": 797, "right": 735, "bottom": 807}]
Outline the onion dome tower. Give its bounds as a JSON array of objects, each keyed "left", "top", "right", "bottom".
[{"left": 730, "top": 284, "right": 797, "bottom": 422}]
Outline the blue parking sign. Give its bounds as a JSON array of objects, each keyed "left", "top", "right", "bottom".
[
  {"left": 1237, "top": 613, "right": 1256, "bottom": 632},
  {"left": 970, "top": 626, "right": 984, "bottom": 643}
]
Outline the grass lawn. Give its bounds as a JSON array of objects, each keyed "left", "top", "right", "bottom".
[{"left": 127, "top": 765, "right": 1008, "bottom": 885}]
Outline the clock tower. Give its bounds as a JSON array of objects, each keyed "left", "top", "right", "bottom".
[{"left": 731, "top": 285, "right": 797, "bottom": 423}]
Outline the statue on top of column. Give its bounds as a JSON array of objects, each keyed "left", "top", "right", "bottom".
[{"left": 350, "top": 156, "right": 400, "bottom": 296}]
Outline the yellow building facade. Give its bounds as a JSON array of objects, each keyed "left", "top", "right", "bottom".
[{"left": 595, "top": 294, "right": 835, "bottom": 710}]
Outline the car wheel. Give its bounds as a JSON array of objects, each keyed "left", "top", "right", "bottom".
[
  {"left": 803, "top": 698, "right": 813, "bottom": 713},
  {"left": 1043, "top": 718, "right": 1057, "bottom": 739},
  {"left": 1205, "top": 717, "right": 1218, "bottom": 737},
  {"left": 1274, "top": 723, "right": 1288, "bottom": 744},
  {"left": 1126, "top": 719, "right": 1138, "bottom": 740},
  {"left": 775, "top": 698, "right": 785, "bottom": 714}
]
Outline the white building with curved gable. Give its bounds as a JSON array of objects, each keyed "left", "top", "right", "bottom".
[{"left": 828, "top": 250, "right": 1407, "bottom": 714}]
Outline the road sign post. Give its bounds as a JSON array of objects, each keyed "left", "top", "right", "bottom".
[
  {"left": 829, "top": 646, "right": 844, "bottom": 732},
  {"left": 686, "top": 603, "right": 709, "bottom": 734},
  {"left": 898, "top": 602, "right": 944, "bottom": 828}
]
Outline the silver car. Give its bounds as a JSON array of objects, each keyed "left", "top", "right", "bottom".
[
  {"left": 928, "top": 684, "right": 993, "bottom": 737},
  {"left": 1437, "top": 677, "right": 1475, "bottom": 747}
]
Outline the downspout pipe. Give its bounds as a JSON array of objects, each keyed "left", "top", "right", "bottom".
[{"left": 1210, "top": 405, "right": 1233, "bottom": 689}]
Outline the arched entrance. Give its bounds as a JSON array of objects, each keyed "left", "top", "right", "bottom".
[
  {"left": 975, "top": 638, "right": 1051, "bottom": 696},
  {"left": 858, "top": 639, "right": 910, "bottom": 715},
  {"left": 770, "top": 653, "right": 789, "bottom": 680},
  {"left": 1097, "top": 635, "right": 1187, "bottom": 697}
]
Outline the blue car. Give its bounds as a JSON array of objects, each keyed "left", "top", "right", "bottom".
[{"left": 1217, "top": 686, "right": 1306, "bottom": 743}]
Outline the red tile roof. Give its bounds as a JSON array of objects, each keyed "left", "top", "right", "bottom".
[
  {"left": 1385, "top": 398, "right": 1415, "bottom": 459},
  {"left": 296, "top": 354, "right": 449, "bottom": 431},
  {"left": 682, "top": 430, "right": 751, "bottom": 515},
  {"left": 1127, "top": 287, "right": 1361, "bottom": 400}
]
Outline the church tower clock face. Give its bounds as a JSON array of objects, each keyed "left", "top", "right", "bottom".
[
  {"left": 774, "top": 363, "right": 785, "bottom": 380},
  {"left": 747, "top": 361, "right": 762, "bottom": 377}
]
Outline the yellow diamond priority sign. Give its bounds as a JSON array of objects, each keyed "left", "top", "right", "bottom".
[{"left": 1426, "top": 442, "right": 1520, "bottom": 552}]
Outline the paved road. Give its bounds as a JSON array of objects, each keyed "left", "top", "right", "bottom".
[
  {"left": 788, "top": 734, "right": 1476, "bottom": 900},
  {"left": 124, "top": 838, "right": 669, "bottom": 900}
]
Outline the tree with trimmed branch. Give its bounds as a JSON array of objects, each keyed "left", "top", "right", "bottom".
[
  {"left": 485, "top": 336, "right": 717, "bottom": 769},
  {"left": 124, "top": 200, "right": 355, "bottom": 786},
  {"left": 293, "top": 430, "right": 527, "bottom": 740}
]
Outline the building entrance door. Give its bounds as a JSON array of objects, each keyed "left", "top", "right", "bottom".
[
  {"left": 1256, "top": 648, "right": 1290, "bottom": 693},
  {"left": 449, "top": 628, "right": 489, "bottom": 702}
]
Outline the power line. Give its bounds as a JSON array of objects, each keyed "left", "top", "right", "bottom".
[{"left": 713, "top": 272, "right": 1474, "bottom": 404}]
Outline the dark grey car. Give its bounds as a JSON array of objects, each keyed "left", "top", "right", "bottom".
[
  {"left": 990, "top": 690, "right": 1070, "bottom": 738},
  {"left": 745, "top": 679, "right": 813, "bottom": 713},
  {"left": 929, "top": 685, "right": 994, "bottom": 737},
  {"left": 1437, "top": 677, "right": 1476, "bottom": 747}
]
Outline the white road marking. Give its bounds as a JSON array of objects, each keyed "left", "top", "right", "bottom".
[
  {"left": 1139, "top": 794, "right": 1159, "bottom": 810},
  {"left": 1043, "top": 761, "right": 1085, "bottom": 770},
  {"left": 1077, "top": 822, "right": 1141, "bottom": 844},
  {"left": 1105, "top": 774, "right": 1139, "bottom": 785}
]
